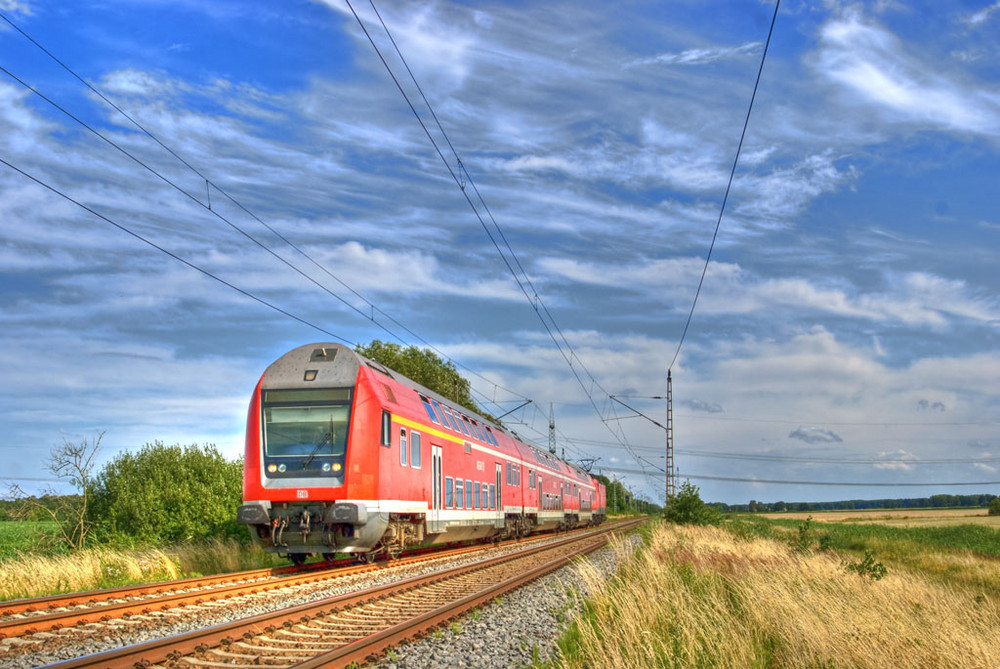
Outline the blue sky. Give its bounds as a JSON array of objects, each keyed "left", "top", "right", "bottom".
[{"left": 1, "top": 0, "right": 997, "bottom": 506}]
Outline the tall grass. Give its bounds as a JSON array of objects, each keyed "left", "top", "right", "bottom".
[
  {"left": 764, "top": 516, "right": 1000, "bottom": 557},
  {"left": 0, "top": 538, "right": 282, "bottom": 601},
  {"left": 553, "top": 522, "right": 1000, "bottom": 668}
]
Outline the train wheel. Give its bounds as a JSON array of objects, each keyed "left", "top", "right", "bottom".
[
  {"left": 289, "top": 553, "right": 308, "bottom": 566},
  {"left": 364, "top": 551, "right": 376, "bottom": 564},
  {"left": 322, "top": 552, "right": 337, "bottom": 562}
]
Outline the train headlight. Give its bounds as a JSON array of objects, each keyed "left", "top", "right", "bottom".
[
  {"left": 267, "top": 464, "right": 277, "bottom": 473},
  {"left": 321, "top": 463, "right": 331, "bottom": 472},
  {"left": 332, "top": 462, "right": 342, "bottom": 472},
  {"left": 278, "top": 464, "right": 287, "bottom": 473}
]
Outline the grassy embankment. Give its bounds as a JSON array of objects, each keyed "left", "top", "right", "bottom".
[
  {"left": 551, "top": 516, "right": 1000, "bottom": 668},
  {"left": 0, "top": 521, "right": 282, "bottom": 601}
]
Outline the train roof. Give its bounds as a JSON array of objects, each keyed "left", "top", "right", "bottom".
[{"left": 273, "top": 343, "right": 597, "bottom": 485}]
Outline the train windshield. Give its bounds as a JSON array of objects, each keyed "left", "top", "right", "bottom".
[{"left": 262, "top": 389, "right": 351, "bottom": 458}]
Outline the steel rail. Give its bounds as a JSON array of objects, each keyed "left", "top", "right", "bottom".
[
  {"left": 45, "top": 522, "right": 641, "bottom": 668},
  {"left": 0, "top": 530, "right": 571, "bottom": 639},
  {"left": 292, "top": 534, "right": 610, "bottom": 668}
]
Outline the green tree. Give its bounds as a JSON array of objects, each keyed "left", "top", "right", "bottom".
[
  {"left": 989, "top": 498, "right": 1000, "bottom": 516},
  {"left": 356, "top": 340, "right": 484, "bottom": 416},
  {"left": 88, "top": 442, "right": 244, "bottom": 545},
  {"left": 663, "top": 480, "right": 719, "bottom": 525}
]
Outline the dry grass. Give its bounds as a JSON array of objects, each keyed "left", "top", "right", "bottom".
[
  {"left": 555, "top": 522, "right": 1000, "bottom": 668},
  {"left": 765, "top": 507, "right": 1000, "bottom": 528},
  {"left": 0, "top": 538, "right": 280, "bottom": 601}
]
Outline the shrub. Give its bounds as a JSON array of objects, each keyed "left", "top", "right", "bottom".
[
  {"left": 988, "top": 498, "right": 1000, "bottom": 516},
  {"left": 792, "top": 516, "right": 813, "bottom": 553},
  {"left": 87, "top": 442, "right": 245, "bottom": 545},
  {"left": 664, "top": 481, "right": 719, "bottom": 525},
  {"left": 844, "top": 550, "right": 888, "bottom": 581}
]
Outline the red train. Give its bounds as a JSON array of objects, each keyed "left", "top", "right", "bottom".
[{"left": 237, "top": 343, "right": 606, "bottom": 562}]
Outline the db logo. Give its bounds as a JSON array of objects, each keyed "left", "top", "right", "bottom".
[{"left": 296, "top": 489, "right": 309, "bottom": 499}]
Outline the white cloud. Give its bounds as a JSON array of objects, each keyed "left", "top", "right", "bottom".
[
  {"left": 966, "top": 1, "right": 1000, "bottom": 25},
  {"left": 627, "top": 41, "right": 761, "bottom": 68},
  {"left": 815, "top": 12, "right": 1000, "bottom": 136}
]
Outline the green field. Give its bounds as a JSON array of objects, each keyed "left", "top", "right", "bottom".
[{"left": 0, "top": 521, "right": 63, "bottom": 559}]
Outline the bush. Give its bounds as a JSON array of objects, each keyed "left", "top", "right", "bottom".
[
  {"left": 664, "top": 481, "right": 719, "bottom": 525},
  {"left": 844, "top": 550, "right": 888, "bottom": 580},
  {"left": 87, "top": 442, "right": 245, "bottom": 545},
  {"left": 988, "top": 498, "right": 1000, "bottom": 516}
]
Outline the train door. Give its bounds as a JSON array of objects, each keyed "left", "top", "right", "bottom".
[
  {"left": 537, "top": 476, "right": 543, "bottom": 511},
  {"left": 431, "top": 445, "right": 442, "bottom": 530},
  {"left": 495, "top": 463, "right": 503, "bottom": 527}
]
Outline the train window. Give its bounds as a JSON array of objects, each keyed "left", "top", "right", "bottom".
[
  {"left": 483, "top": 427, "right": 497, "bottom": 446},
  {"left": 489, "top": 484, "right": 496, "bottom": 510},
  {"left": 481, "top": 483, "right": 488, "bottom": 509},
  {"left": 400, "top": 428, "right": 407, "bottom": 466},
  {"left": 456, "top": 478, "right": 464, "bottom": 508},
  {"left": 431, "top": 400, "right": 452, "bottom": 430},
  {"left": 380, "top": 410, "right": 391, "bottom": 447},
  {"left": 474, "top": 482, "right": 481, "bottom": 509},
  {"left": 443, "top": 406, "right": 459, "bottom": 431},
  {"left": 445, "top": 477, "right": 454, "bottom": 508},
  {"left": 455, "top": 415, "right": 471, "bottom": 437},
  {"left": 464, "top": 441, "right": 472, "bottom": 454},
  {"left": 506, "top": 462, "right": 511, "bottom": 486},
  {"left": 515, "top": 465, "right": 520, "bottom": 487},
  {"left": 529, "top": 470, "right": 535, "bottom": 489},
  {"left": 465, "top": 480, "right": 472, "bottom": 508},
  {"left": 419, "top": 396, "right": 440, "bottom": 425},
  {"left": 262, "top": 389, "right": 351, "bottom": 458},
  {"left": 410, "top": 432, "right": 422, "bottom": 468},
  {"left": 470, "top": 420, "right": 485, "bottom": 441}
]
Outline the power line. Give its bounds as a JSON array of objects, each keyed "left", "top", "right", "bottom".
[
  {"left": 560, "top": 436, "right": 1000, "bottom": 465},
  {"left": 0, "top": 10, "right": 528, "bottom": 410},
  {"left": 598, "top": 467, "right": 1000, "bottom": 487},
  {"left": 668, "top": 0, "right": 780, "bottom": 371},
  {"left": 0, "top": 157, "right": 354, "bottom": 345},
  {"left": 348, "top": 0, "right": 656, "bottom": 481}
]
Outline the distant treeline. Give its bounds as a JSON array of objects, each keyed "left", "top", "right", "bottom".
[
  {"left": 712, "top": 494, "right": 998, "bottom": 514},
  {"left": 0, "top": 495, "right": 78, "bottom": 522}
]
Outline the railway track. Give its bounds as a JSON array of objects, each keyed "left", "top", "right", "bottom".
[
  {"left": 1, "top": 519, "right": 642, "bottom": 666},
  {"left": 47, "top": 523, "right": 628, "bottom": 668}
]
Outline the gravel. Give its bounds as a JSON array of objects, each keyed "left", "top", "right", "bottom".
[
  {"left": 0, "top": 531, "right": 640, "bottom": 669},
  {"left": 367, "top": 533, "right": 641, "bottom": 669}
]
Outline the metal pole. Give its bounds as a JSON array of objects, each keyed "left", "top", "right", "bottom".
[{"left": 666, "top": 369, "right": 676, "bottom": 500}]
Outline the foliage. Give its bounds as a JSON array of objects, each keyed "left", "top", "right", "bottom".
[
  {"left": 5, "top": 432, "right": 103, "bottom": 550},
  {"left": 87, "top": 442, "right": 245, "bottom": 545},
  {"left": 663, "top": 480, "right": 719, "bottom": 525},
  {"left": 844, "top": 550, "right": 888, "bottom": 580},
  {"left": 989, "top": 498, "right": 1000, "bottom": 516},
  {"left": 735, "top": 493, "right": 997, "bottom": 514},
  {"left": 356, "top": 339, "right": 484, "bottom": 417},
  {"left": 792, "top": 516, "right": 814, "bottom": 553},
  {"left": 762, "top": 517, "right": 1000, "bottom": 559},
  {"left": 0, "top": 520, "right": 63, "bottom": 558},
  {"left": 592, "top": 474, "right": 646, "bottom": 515}
]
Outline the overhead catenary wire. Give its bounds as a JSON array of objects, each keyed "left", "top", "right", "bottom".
[
  {"left": 0, "top": 157, "right": 355, "bottom": 346},
  {"left": 667, "top": 0, "right": 781, "bottom": 372},
  {"left": 0, "top": 9, "right": 530, "bottom": 411},
  {"left": 347, "top": 0, "right": 659, "bottom": 487},
  {"left": 602, "top": 469, "right": 1000, "bottom": 488}
]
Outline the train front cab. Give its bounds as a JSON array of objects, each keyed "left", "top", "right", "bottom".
[{"left": 238, "top": 345, "right": 388, "bottom": 560}]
